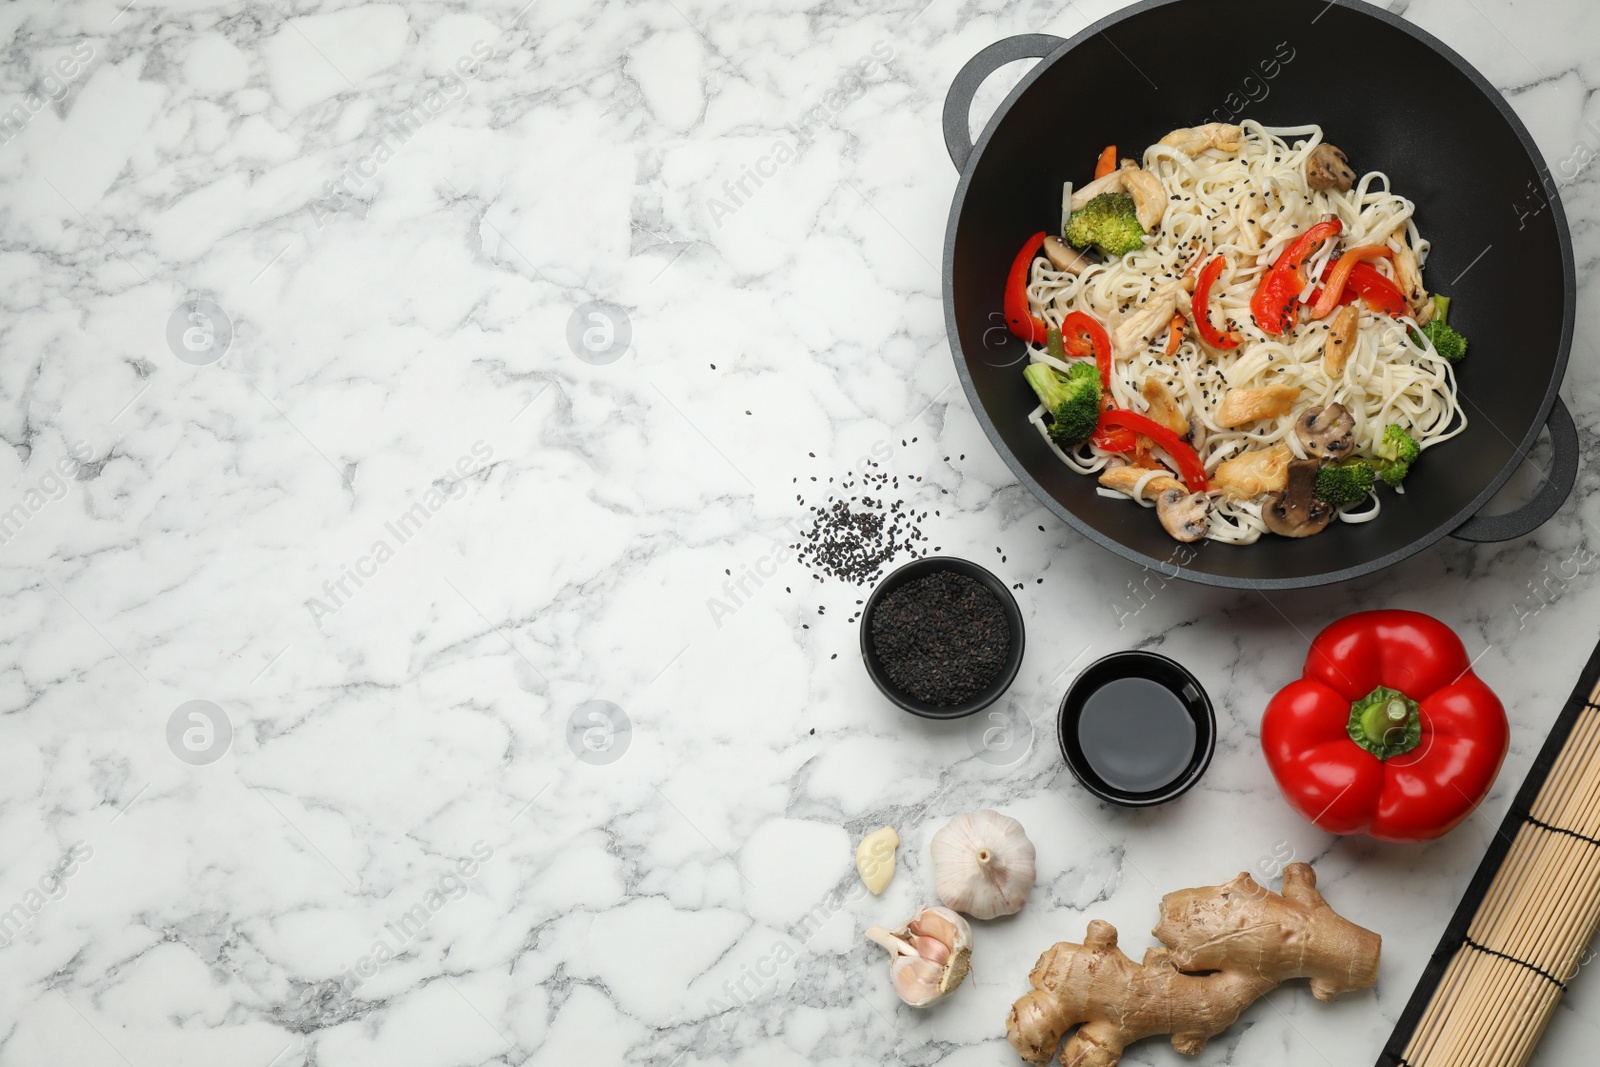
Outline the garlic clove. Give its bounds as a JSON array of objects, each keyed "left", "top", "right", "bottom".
[
  {"left": 931, "top": 810, "right": 1037, "bottom": 920},
  {"left": 907, "top": 932, "right": 950, "bottom": 965},
  {"left": 866, "top": 905, "right": 972, "bottom": 1007},
  {"left": 888, "top": 954, "right": 948, "bottom": 1007},
  {"left": 855, "top": 825, "right": 899, "bottom": 895},
  {"left": 908, "top": 907, "right": 966, "bottom": 947}
]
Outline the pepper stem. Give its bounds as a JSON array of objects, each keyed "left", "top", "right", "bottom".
[{"left": 1346, "top": 686, "right": 1422, "bottom": 760}]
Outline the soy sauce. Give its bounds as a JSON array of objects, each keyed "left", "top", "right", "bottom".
[{"left": 1075, "top": 676, "right": 1198, "bottom": 793}]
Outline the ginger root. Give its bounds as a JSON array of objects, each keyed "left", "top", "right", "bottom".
[{"left": 1006, "top": 863, "right": 1379, "bottom": 1067}]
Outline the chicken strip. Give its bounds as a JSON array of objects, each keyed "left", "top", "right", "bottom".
[
  {"left": 1212, "top": 444, "right": 1293, "bottom": 501},
  {"left": 1214, "top": 384, "right": 1301, "bottom": 429},
  {"left": 1115, "top": 279, "right": 1194, "bottom": 352},
  {"left": 1388, "top": 226, "right": 1427, "bottom": 317},
  {"left": 1158, "top": 123, "right": 1244, "bottom": 158},
  {"left": 1121, "top": 164, "right": 1168, "bottom": 231},
  {"left": 1070, "top": 170, "right": 1126, "bottom": 210},
  {"left": 1141, "top": 377, "right": 1191, "bottom": 437},
  {"left": 1098, "top": 465, "right": 1184, "bottom": 500},
  {"left": 1322, "top": 304, "right": 1359, "bottom": 377}
]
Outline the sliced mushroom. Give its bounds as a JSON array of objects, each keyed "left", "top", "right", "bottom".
[
  {"left": 1294, "top": 403, "right": 1355, "bottom": 461},
  {"left": 1214, "top": 384, "right": 1301, "bottom": 429},
  {"left": 1212, "top": 444, "right": 1292, "bottom": 501},
  {"left": 1322, "top": 304, "right": 1359, "bottom": 376},
  {"left": 1042, "top": 235, "right": 1093, "bottom": 275},
  {"left": 1141, "top": 377, "right": 1190, "bottom": 437},
  {"left": 1263, "top": 459, "right": 1333, "bottom": 538},
  {"left": 1158, "top": 123, "right": 1244, "bottom": 158},
  {"left": 1070, "top": 169, "right": 1127, "bottom": 210},
  {"left": 1156, "top": 488, "right": 1211, "bottom": 543},
  {"left": 1305, "top": 143, "right": 1356, "bottom": 192},
  {"left": 1098, "top": 465, "right": 1183, "bottom": 500},
  {"left": 1120, "top": 164, "right": 1167, "bottom": 231}
]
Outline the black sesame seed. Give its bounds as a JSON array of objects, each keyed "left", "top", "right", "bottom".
[{"left": 869, "top": 571, "right": 1011, "bottom": 706}]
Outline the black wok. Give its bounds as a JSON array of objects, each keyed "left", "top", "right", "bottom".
[{"left": 942, "top": 0, "right": 1578, "bottom": 589}]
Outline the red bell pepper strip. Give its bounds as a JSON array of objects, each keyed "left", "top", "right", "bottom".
[
  {"left": 1091, "top": 392, "right": 1138, "bottom": 453},
  {"left": 1061, "top": 310, "right": 1113, "bottom": 389},
  {"left": 1192, "top": 256, "right": 1241, "bottom": 350},
  {"left": 1307, "top": 263, "right": 1407, "bottom": 318},
  {"left": 1271, "top": 218, "right": 1344, "bottom": 274},
  {"left": 1345, "top": 262, "right": 1408, "bottom": 317},
  {"left": 1251, "top": 218, "right": 1343, "bottom": 335},
  {"left": 1249, "top": 269, "right": 1303, "bottom": 337},
  {"left": 1261, "top": 610, "right": 1508, "bottom": 844},
  {"left": 1091, "top": 426, "right": 1139, "bottom": 453},
  {"left": 1098, "top": 409, "right": 1208, "bottom": 492},
  {"left": 1094, "top": 145, "right": 1117, "bottom": 179},
  {"left": 1310, "top": 246, "right": 1392, "bottom": 318},
  {"left": 1004, "top": 232, "right": 1049, "bottom": 344},
  {"left": 1310, "top": 261, "right": 1409, "bottom": 318}
]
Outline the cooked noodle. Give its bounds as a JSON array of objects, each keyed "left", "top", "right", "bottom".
[{"left": 1025, "top": 120, "right": 1465, "bottom": 545}]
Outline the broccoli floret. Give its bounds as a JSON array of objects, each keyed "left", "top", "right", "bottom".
[
  {"left": 1376, "top": 425, "right": 1421, "bottom": 466},
  {"left": 1419, "top": 319, "right": 1467, "bottom": 362},
  {"left": 1025, "top": 361, "right": 1101, "bottom": 446},
  {"left": 1411, "top": 294, "right": 1467, "bottom": 362},
  {"left": 1315, "top": 460, "right": 1376, "bottom": 507},
  {"left": 1064, "top": 193, "right": 1145, "bottom": 258},
  {"left": 1373, "top": 425, "right": 1422, "bottom": 487}
]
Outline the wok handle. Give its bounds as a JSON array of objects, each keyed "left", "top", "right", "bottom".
[
  {"left": 1451, "top": 396, "right": 1579, "bottom": 543},
  {"left": 943, "top": 34, "right": 1065, "bottom": 171}
]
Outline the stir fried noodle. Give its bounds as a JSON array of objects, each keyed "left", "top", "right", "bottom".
[{"left": 1025, "top": 121, "right": 1465, "bottom": 545}]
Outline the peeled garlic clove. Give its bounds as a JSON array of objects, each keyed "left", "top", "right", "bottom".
[
  {"left": 865, "top": 905, "right": 972, "bottom": 1007},
  {"left": 931, "top": 810, "right": 1037, "bottom": 920},
  {"left": 856, "top": 825, "right": 899, "bottom": 895}
]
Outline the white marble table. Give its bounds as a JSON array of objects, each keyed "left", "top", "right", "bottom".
[{"left": 0, "top": 0, "right": 1597, "bottom": 1063}]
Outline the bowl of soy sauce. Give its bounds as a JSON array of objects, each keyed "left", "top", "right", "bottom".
[{"left": 1057, "top": 651, "right": 1215, "bottom": 806}]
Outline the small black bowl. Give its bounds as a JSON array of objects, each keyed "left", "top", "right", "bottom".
[
  {"left": 859, "top": 556, "right": 1025, "bottom": 719},
  {"left": 1057, "top": 651, "right": 1215, "bottom": 806}
]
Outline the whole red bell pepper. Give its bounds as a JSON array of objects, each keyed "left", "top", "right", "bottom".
[
  {"left": 1261, "top": 610, "right": 1508, "bottom": 844},
  {"left": 1004, "top": 232, "right": 1050, "bottom": 344}
]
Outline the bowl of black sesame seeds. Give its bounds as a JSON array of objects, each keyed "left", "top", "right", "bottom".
[{"left": 860, "top": 557, "right": 1024, "bottom": 719}]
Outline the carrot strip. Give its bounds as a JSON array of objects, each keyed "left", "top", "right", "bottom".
[
  {"left": 1094, "top": 145, "right": 1117, "bottom": 180},
  {"left": 1164, "top": 313, "right": 1185, "bottom": 355}
]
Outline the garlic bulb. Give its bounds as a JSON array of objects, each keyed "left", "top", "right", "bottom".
[
  {"left": 930, "top": 809, "right": 1036, "bottom": 919},
  {"left": 864, "top": 905, "right": 972, "bottom": 1006}
]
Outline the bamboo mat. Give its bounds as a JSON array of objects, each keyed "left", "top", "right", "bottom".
[{"left": 1382, "top": 638, "right": 1600, "bottom": 1067}]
